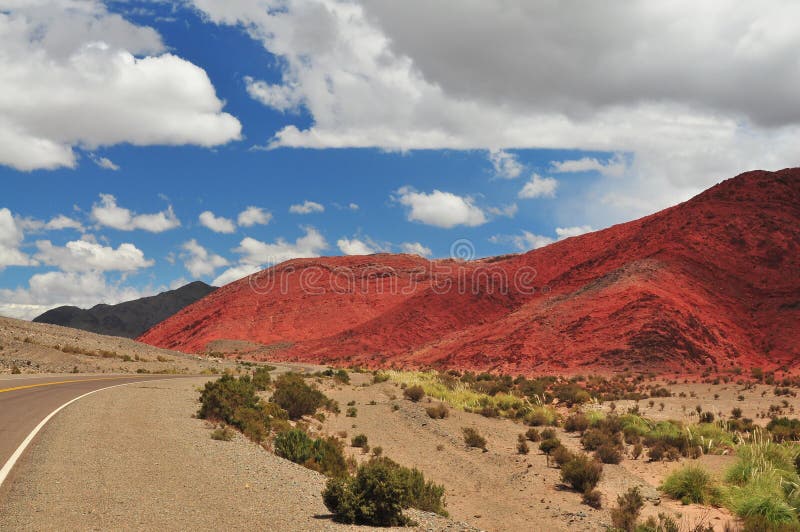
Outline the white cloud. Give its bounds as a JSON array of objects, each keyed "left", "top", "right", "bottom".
[
  {"left": 337, "top": 237, "right": 375, "bottom": 255},
  {"left": 181, "top": 239, "right": 229, "bottom": 278},
  {"left": 555, "top": 225, "right": 594, "bottom": 239},
  {"left": 244, "top": 75, "right": 303, "bottom": 112},
  {"left": 400, "top": 241, "right": 432, "bottom": 257},
  {"left": 34, "top": 237, "right": 153, "bottom": 272},
  {"left": 192, "top": 0, "right": 800, "bottom": 225},
  {"left": 91, "top": 193, "right": 180, "bottom": 232},
  {"left": 491, "top": 225, "right": 594, "bottom": 251},
  {"left": 289, "top": 200, "right": 325, "bottom": 214},
  {"left": 487, "top": 203, "right": 518, "bottom": 218},
  {"left": 90, "top": 154, "right": 120, "bottom": 171},
  {"left": 237, "top": 206, "right": 272, "bottom": 227},
  {"left": 348, "top": 203, "right": 359, "bottom": 211},
  {"left": 396, "top": 187, "right": 486, "bottom": 228},
  {"left": 213, "top": 226, "right": 329, "bottom": 285},
  {"left": 44, "top": 215, "right": 84, "bottom": 232},
  {"left": 551, "top": 154, "right": 627, "bottom": 178},
  {"left": 198, "top": 210, "right": 236, "bottom": 234},
  {"left": 0, "top": 207, "right": 34, "bottom": 269},
  {"left": 0, "top": 270, "right": 150, "bottom": 320},
  {"left": 488, "top": 149, "right": 523, "bottom": 179},
  {"left": 0, "top": 1, "right": 241, "bottom": 171},
  {"left": 518, "top": 174, "right": 558, "bottom": 199}
]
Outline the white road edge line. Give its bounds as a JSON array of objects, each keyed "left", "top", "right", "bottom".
[{"left": 0, "top": 378, "right": 166, "bottom": 490}]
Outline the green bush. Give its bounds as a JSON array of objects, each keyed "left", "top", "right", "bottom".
[
  {"left": 351, "top": 434, "right": 369, "bottom": 448},
  {"left": 252, "top": 366, "right": 272, "bottom": 390},
  {"left": 766, "top": 417, "right": 800, "bottom": 442},
  {"left": 275, "top": 429, "right": 349, "bottom": 478},
  {"left": 346, "top": 406, "right": 358, "bottom": 417},
  {"left": 462, "top": 427, "right": 487, "bottom": 450},
  {"left": 210, "top": 425, "right": 234, "bottom": 441},
  {"left": 564, "top": 412, "right": 590, "bottom": 433},
  {"left": 271, "top": 373, "right": 327, "bottom": 420},
  {"left": 198, "top": 374, "right": 260, "bottom": 425},
  {"left": 275, "top": 429, "right": 314, "bottom": 463},
  {"left": 334, "top": 369, "right": 350, "bottom": 384},
  {"left": 595, "top": 443, "right": 623, "bottom": 464},
  {"left": 610, "top": 487, "right": 643, "bottom": 531},
  {"left": 525, "top": 428, "right": 541, "bottom": 442},
  {"left": 661, "top": 466, "right": 719, "bottom": 504},
  {"left": 539, "top": 438, "right": 562, "bottom": 456},
  {"left": 233, "top": 405, "right": 269, "bottom": 443},
  {"left": 323, "top": 457, "right": 447, "bottom": 526},
  {"left": 560, "top": 453, "right": 603, "bottom": 493},
  {"left": 403, "top": 385, "right": 425, "bottom": 402},
  {"left": 552, "top": 445, "right": 575, "bottom": 467}
]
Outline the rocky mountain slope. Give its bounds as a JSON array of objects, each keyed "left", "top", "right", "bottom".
[
  {"left": 33, "top": 281, "right": 216, "bottom": 339},
  {"left": 138, "top": 169, "right": 800, "bottom": 375}
]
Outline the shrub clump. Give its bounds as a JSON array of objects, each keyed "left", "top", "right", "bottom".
[
  {"left": 323, "top": 457, "right": 447, "bottom": 526},
  {"left": 274, "top": 429, "right": 348, "bottom": 478},
  {"left": 610, "top": 487, "right": 644, "bottom": 531},
  {"left": 560, "top": 453, "right": 603, "bottom": 493},
  {"left": 425, "top": 403, "right": 449, "bottom": 419},
  {"left": 403, "top": 385, "right": 426, "bottom": 402},
  {"left": 271, "top": 373, "right": 329, "bottom": 420},
  {"left": 660, "top": 466, "right": 719, "bottom": 505},
  {"left": 564, "top": 412, "right": 590, "bottom": 433},
  {"left": 198, "top": 374, "right": 260, "bottom": 425},
  {"left": 351, "top": 434, "right": 369, "bottom": 448},
  {"left": 462, "top": 427, "right": 487, "bottom": 451},
  {"left": 252, "top": 366, "right": 272, "bottom": 391}
]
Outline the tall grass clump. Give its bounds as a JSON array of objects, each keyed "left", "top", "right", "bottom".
[{"left": 660, "top": 466, "right": 720, "bottom": 505}]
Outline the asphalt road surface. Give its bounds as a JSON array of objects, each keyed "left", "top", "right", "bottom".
[{"left": 0, "top": 374, "right": 187, "bottom": 498}]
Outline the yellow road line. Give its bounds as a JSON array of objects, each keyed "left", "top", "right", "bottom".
[{"left": 0, "top": 376, "right": 146, "bottom": 394}]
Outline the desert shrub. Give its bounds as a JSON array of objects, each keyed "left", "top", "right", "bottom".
[
  {"left": 334, "top": 369, "right": 350, "bottom": 384},
  {"left": 275, "top": 428, "right": 314, "bottom": 463},
  {"left": 766, "top": 417, "right": 800, "bottom": 442},
  {"left": 635, "top": 513, "right": 680, "bottom": 532},
  {"left": 525, "top": 406, "right": 558, "bottom": 426},
  {"left": 372, "top": 446, "right": 383, "bottom": 457},
  {"left": 564, "top": 412, "right": 590, "bottom": 433},
  {"left": 525, "top": 428, "right": 541, "bottom": 442},
  {"left": 540, "top": 428, "right": 557, "bottom": 440},
  {"left": 403, "top": 385, "right": 425, "bottom": 402},
  {"left": 539, "top": 438, "right": 561, "bottom": 456},
  {"left": 661, "top": 466, "right": 719, "bottom": 504},
  {"left": 610, "top": 487, "right": 644, "bottom": 532},
  {"left": 632, "top": 443, "right": 644, "bottom": 460},
  {"left": 582, "top": 488, "right": 602, "bottom": 509},
  {"left": 198, "top": 374, "right": 260, "bottom": 425},
  {"left": 560, "top": 453, "right": 603, "bottom": 493},
  {"left": 699, "top": 411, "right": 715, "bottom": 424},
  {"left": 346, "top": 407, "right": 358, "bottom": 417},
  {"left": 462, "top": 427, "right": 487, "bottom": 451},
  {"left": 322, "top": 457, "right": 446, "bottom": 526},
  {"left": 11, "top": 365, "right": 21, "bottom": 374},
  {"left": 234, "top": 405, "right": 269, "bottom": 443},
  {"left": 553, "top": 383, "right": 592, "bottom": 405},
  {"left": 271, "top": 373, "right": 327, "bottom": 420},
  {"left": 479, "top": 405, "right": 499, "bottom": 418},
  {"left": 581, "top": 428, "right": 622, "bottom": 452},
  {"left": 552, "top": 446, "right": 575, "bottom": 467},
  {"left": 425, "top": 403, "right": 449, "bottom": 419},
  {"left": 517, "top": 434, "right": 530, "bottom": 455},
  {"left": 372, "top": 371, "right": 390, "bottom": 384},
  {"left": 351, "top": 434, "right": 369, "bottom": 448},
  {"left": 595, "top": 443, "right": 624, "bottom": 464},
  {"left": 210, "top": 425, "right": 235, "bottom": 441},
  {"left": 647, "top": 441, "right": 681, "bottom": 462},
  {"left": 252, "top": 366, "right": 272, "bottom": 390}
]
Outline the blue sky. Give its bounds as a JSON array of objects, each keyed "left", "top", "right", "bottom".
[{"left": 1, "top": 1, "right": 798, "bottom": 318}]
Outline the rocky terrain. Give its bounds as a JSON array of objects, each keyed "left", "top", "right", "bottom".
[
  {"left": 139, "top": 168, "right": 800, "bottom": 376},
  {"left": 0, "top": 315, "right": 227, "bottom": 375},
  {"left": 33, "top": 281, "right": 215, "bottom": 339}
]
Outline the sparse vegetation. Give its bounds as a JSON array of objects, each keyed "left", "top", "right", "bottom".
[
  {"left": 403, "top": 385, "right": 425, "bottom": 402},
  {"left": 610, "top": 487, "right": 644, "bottom": 531},
  {"left": 462, "top": 427, "right": 487, "bottom": 451},
  {"left": 661, "top": 466, "right": 719, "bottom": 505},
  {"left": 271, "top": 373, "right": 332, "bottom": 420},
  {"left": 560, "top": 453, "right": 603, "bottom": 494},
  {"left": 425, "top": 403, "right": 449, "bottom": 419}
]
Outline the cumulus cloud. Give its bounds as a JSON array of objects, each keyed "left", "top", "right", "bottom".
[
  {"left": 34, "top": 237, "right": 154, "bottom": 272},
  {"left": 91, "top": 193, "right": 180, "bottom": 232},
  {"left": 551, "top": 154, "right": 627, "bottom": 178},
  {"left": 488, "top": 149, "right": 523, "bottom": 179},
  {"left": 244, "top": 75, "right": 303, "bottom": 112},
  {"left": 400, "top": 241, "right": 432, "bottom": 257},
  {"left": 198, "top": 210, "right": 236, "bottom": 234},
  {"left": 0, "top": 207, "right": 34, "bottom": 269},
  {"left": 0, "top": 270, "right": 150, "bottom": 320},
  {"left": 337, "top": 237, "right": 375, "bottom": 255},
  {"left": 487, "top": 203, "right": 518, "bottom": 218},
  {"left": 0, "top": 1, "right": 241, "bottom": 171},
  {"left": 192, "top": 0, "right": 800, "bottom": 225},
  {"left": 518, "top": 174, "right": 558, "bottom": 199},
  {"left": 289, "top": 200, "right": 325, "bottom": 214},
  {"left": 396, "top": 187, "right": 486, "bottom": 228},
  {"left": 213, "top": 226, "right": 329, "bottom": 286},
  {"left": 181, "top": 239, "right": 229, "bottom": 278},
  {"left": 491, "top": 225, "right": 595, "bottom": 251},
  {"left": 237, "top": 206, "right": 272, "bottom": 227}
]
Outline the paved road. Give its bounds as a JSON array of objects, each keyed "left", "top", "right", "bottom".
[{"left": 0, "top": 374, "right": 187, "bottom": 497}]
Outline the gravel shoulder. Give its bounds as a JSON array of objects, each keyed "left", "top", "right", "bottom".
[{"left": 0, "top": 377, "right": 475, "bottom": 531}]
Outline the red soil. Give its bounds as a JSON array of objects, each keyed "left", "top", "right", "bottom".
[{"left": 138, "top": 168, "right": 800, "bottom": 375}]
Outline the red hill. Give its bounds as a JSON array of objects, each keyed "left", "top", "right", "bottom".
[{"left": 138, "top": 168, "right": 800, "bottom": 375}]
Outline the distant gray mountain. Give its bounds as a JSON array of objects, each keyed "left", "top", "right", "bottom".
[{"left": 32, "top": 281, "right": 216, "bottom": 338}]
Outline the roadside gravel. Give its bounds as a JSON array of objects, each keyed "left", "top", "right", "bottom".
[{"left": 0, "top": 377, "right": 478, "bottom": 531}]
